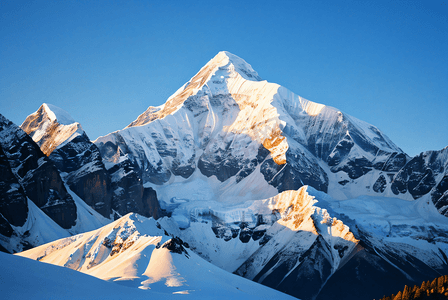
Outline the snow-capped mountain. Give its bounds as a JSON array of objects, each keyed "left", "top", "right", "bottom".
[
  {"left": 93, "top": 51, "right": 409, "bottom": 204},
  {"left": 0, "top": 114, "right": 109, "bottom": 253},
  {"left": 90, "top": 51, "right": 448, "bottom": 299},
  {"left": 16, "top": 213, "right": 296, "bottom": 300},
  {"left": 2, "top": 51, "right": 448, "bottom": 299}
]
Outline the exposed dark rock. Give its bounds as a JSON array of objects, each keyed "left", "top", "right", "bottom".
[
  {"left": 373, "top": 174, "right": 387, "bottom": 193},
  {"left": 317, "top": 234, "right": 448, "bottom": 300},
  {"left": 0, "top": 114, "right": 76, "bottom": 229},
  {"left": 49, "top": 134, "right": 112, "bottom": 217},
  {"left": 330, "top": 157, "right": 372, "bottom": 179},
  {"left": 260, "top": 149, "right": 329, "bottom": 194},
  {"left": 253, "top": 234, "right": 333, "bottom": 300},
  {"left": 142, "top": 187, "right": 161, "bottom": 219},
  {"left": 161, "top": 236, "right": 189, "bottom": 256},
  {"left": 0, "top": 146, "right": 28, "bottom": 229},
  {"left": 252, "top": 228, "right": 266, "bottom": 241},
  {"left": 327, "top": 135, "right": 354, "bottom": 167},
  {"left": 108, "top": 159, "right": 160, "bottom": 219},
  {"left": 0, "top": 213, "right": 14, "bottom": 239},
  {"left": 391, "top": 153, "right": 439, "bottom": 199},
  {"left": 239, "top": 227, "right": 253, "bottom": 243},
  {"left": 171, "top": 156, "right": 195, "bottom": 179},
  {"left": 375, "top": 152, "right": 408, "bottom": 172},
  {"left": 198, "top": 150, "right": 241, "bottom": 182}
]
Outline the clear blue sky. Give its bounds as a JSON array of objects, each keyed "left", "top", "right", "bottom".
[{"left": 1, "top": 0, "right": 447, "bottom": 156}]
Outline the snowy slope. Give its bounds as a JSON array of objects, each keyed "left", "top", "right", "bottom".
[
  {"left": 16, "top": 213, "right": 296, "bottom": 300},
  {"left": 96, "top": 182, "right": 448, "bottom": 300},
  {"left": 0, "top": 183, "right": 109, "bottom": 253},
  {"left": 6, "top": 51, "right": 448, "bottom": 300},
  {"left": 157, "top": 184, "right": 448, "bottom": 300}
]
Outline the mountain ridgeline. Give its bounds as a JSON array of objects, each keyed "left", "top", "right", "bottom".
[{"left": 1, "top": 51, "right": 448, "bottom": 300}]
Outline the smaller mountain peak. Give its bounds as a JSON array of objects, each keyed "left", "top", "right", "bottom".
[
  {"left": 42, "top": 103, "right": 76, "bottom": 125},
  {"left": 21, "top": 103, "right": 84, "bottom": 156}
]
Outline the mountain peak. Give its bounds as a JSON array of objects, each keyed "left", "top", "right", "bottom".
[
  {"left": 126, "top": 52, "right": 263, "bottom": 128},
  {"left": 209, "top": 51, "right": 262, "bottom": 81},
  {"left": 41, "top": 103, "right": 76, "bottom": 125},
  {"left": 21, "top": 103, "right": 84, "bottom": 155}
]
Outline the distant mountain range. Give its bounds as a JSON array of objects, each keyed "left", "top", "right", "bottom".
[{"left": 1, "top": 51, "right": 448, "bottom": 300}]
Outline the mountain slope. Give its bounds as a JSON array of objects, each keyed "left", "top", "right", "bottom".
[
  {"left": 155, "top": 185, "right": 448, "bottom": 300},
  {"left": 21, "top": 104, "right": 113, "bottom": 217},
  {"left": 0, "top": 113, "right": 77, "bottom": 230},
  {"left": 17, "top": 213, "right": 296, "bottom": 300},
  {"left": 0, "top": 114, "right": 109, "bottom": 253}
]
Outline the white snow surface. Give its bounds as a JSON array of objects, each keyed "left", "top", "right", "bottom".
[
  {"left": 43, "top": 103, "right": 76, "bottom": 125},
  {"left": 156, "top": 185, "right": 448, "bottom": 281},
  {"left": 307, "top": 187, "right": 448, "bottom": 270},
  {"left": 16, "top": 213, "right": 296, "bottom": 300},
  {"left": 0, "top": 198, "right": 70, "bottom": 253},
  {"left": 146, "top": 167, "right": 278, "bottom": 206},
  {"left": 0, "top": 186, "right": 110, "bottom": 253}
]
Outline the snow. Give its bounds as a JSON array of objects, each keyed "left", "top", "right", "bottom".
[
  {"left": 43, "top": 103, "right": 76, "bottom": 125},
  {"left": 307, "top": 186, "right": 448, "bottom": 267},
  {"left": 1, "top": 198, "right": 70, "bottom": 253},
  {"left": 9, "top": 51, "right": 448, "bottom": 298},
  {"left": 0, "top": 184, "right": 110, "bottom": 253},
  {"left": 16, "top": 213, "right": 297, "bottom": 300},
  {"left": 92, "top": 51, "right": 412, "bottom": 214},
  {"left": 0, "top": 251, "right": 195, "bottom": 300}
]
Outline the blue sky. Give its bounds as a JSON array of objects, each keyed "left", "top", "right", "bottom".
[{"left": 1, "top": 0, "right": 447, "bottom": 156}]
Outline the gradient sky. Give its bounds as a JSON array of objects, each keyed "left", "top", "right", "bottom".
[{"left": 1, "top": 0, "right": 447, "bottom": 156}]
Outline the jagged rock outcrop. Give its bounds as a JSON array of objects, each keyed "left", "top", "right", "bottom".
[
  {"left": 0, "top": 146, "right": 28, "bottom": 237},
  {"left": 106, "top": 158, "right": 160, "bottom": 219},
  {"left": 21, "top": 104, "right": 112, "bottom": 217},
  {"left": 22, "top": 103, "right": 160, "bottom": 219},
  {"left": 0, "top": 114, "right": 77, "bottom": 229},
  {"left": 0, "top": 114, "right": 111, "bottom": 253}
]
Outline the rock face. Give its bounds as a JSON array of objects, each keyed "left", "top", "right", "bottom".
[
  {"left": 0, "top": 114, "right": 111, "bottom": 253},
  {"left": 16, "top": 213, "right": 296, "bottom": 300},
  {"left": 21, "top": 103, "right": 160, "bottom": 220},
  {"left": 94, "top": 51, "right": 448, "bottom": 300},
  {"left": 0, "top": 114, "right": 77, "bottom": 229},
  {"left": 21, "top": 104, "right": 112, "bottom": 218},
  {"left": 0, "top": 114, "right": 75, "bottom": 252},
  {"left": 389, "top": 148, "right": 448, "bottom": 215},
  {"left": 0, "top": 146, "right": 28, "bottom": 238},
  {"left": 106, "top": 158, "right": 161, "bottom": 219},
  {"left": 49, "top": 133, "right": 112, "bottom": 217}
]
